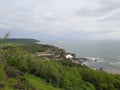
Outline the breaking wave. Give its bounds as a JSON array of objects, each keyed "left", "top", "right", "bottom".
[{"left": 109, "top": 62, "right": 120, "bottom": 65}]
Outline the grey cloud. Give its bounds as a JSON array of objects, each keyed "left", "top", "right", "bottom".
[
  {"left": 76, "top": 0, "right": 120, "bottom": 17},
  {"left": 0, "top": 0, "right": 120, "bottom": 40}
]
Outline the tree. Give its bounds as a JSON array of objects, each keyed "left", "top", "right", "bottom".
[{"left": 1, "top": 33, "right": 10, "bottom": 44}]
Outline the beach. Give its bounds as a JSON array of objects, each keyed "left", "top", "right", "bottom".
[{"left": 105, "top": 69, "right": 120, "bottom": 74}]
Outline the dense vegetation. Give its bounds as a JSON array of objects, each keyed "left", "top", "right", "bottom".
[
  {"left": 0, "top": 38, "right": 120, "bottom": 90},
  {"left": 19, "top": 43, "right": 59, "bottom": 53},
  {"left": 0, "top": 38, "right": 39, "bottom": 44}
]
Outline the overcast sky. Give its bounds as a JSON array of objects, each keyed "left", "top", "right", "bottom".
[{"left": 0, "top": 0, "right": 120, "bottom": 41}]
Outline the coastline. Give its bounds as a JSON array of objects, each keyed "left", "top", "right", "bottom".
[
  {"left": 38, "top": 42, "right": 120, "bottom": 75},
  {"left": 74, "top": 57, "right": 120, "bottom": 75},
  {"left": 105, "top": 69, "right": 120, "bottom": 74},
  {"left": 73, "top": 57, "right": 120, "bottom": 75}
]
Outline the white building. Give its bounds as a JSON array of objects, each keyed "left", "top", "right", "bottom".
[{"left": 65, "top": 54, "right": 73, "bottom": 59}]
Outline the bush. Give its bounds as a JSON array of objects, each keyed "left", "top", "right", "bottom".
[
  {"left": 4, "top": 46, "right": 31, "bottom": 72},
  {"left": 79, "top": 68, "right": 118, "bottom": 90},
  {"left": 0, "top": 83, "right": 4, "bottom": 89},
  {"left": 56, "top": 59, "right": 82, "bottom": 67},
  {"left": 7, "top": 78, "right": 17, "bottom": 87},
  {"left": 5, "top": 65, "right": 24, "bottom": 78},
  {"left": 28, "top": 60, "right": 96, "bottom": 90},
  {"left": 14, "top": 76, "right": 35, "bottom": 90},
  {"left": 34, "top": 61, "right": 61, "bottom": 87}
]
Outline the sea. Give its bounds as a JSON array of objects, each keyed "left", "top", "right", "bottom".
[{"left": 41, "top": 40, "right": 120, "bottom": 71}]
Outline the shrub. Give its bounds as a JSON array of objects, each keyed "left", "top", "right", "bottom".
[
  {"left": 7, "top": 78, "right": 17, "bottom": 87},
  {"left": 34, "top": 61, "right": 61, "bottom": 87},
  {"left": 0, "top": 83, "right": 4, "bottom": 89},
  {"left": 4, "top": 46, "right": 31, "bottom": 72},
  {"left": 5, "top": 65, "right": 24, "bottom": 78},
  {"left": 14, "top": 76, "right": 35, "bottom": 90}
]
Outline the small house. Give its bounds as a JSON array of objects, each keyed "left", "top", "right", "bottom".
[{"left": 65, "top": 54, "right": 73, "bottom": 59}]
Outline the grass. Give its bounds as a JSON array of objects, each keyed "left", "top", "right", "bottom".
[
  {"left": 0, "top": 64, "right": 14, "bottom": 90},
  {"left": 26, "top": 73, "right": 63, "bottom": 90},
  {"left": 0, "top": 64, "right": 6, "bottom": 82},
  {"left": 0, "top": 64, "right": 62, "bottom": 90},
  {"left": 2, "top": 86, "right": 14, "bottom": 90}
]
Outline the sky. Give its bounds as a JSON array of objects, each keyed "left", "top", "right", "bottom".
[{"left": 0, "top": 0, "right": 120, "bottom": 41}]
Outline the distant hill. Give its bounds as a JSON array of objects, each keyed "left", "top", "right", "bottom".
[{"left": 0, "top": 38, "right": 40, "bottom": 43}]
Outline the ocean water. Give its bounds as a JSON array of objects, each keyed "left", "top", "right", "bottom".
[{"left": 43, "top": 40, "right": 120, "bottom": 71}]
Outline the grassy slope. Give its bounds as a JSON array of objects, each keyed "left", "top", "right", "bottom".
[
  {"left": 26, "top": 74, "right": 63, "bottom": 90},
  {"left": 0, "top": 64, "right": 6, "bottom": 82},
  {"left": 0, "top": 65, "right": 62, "bottom": 90},
  {"left": 0, "top": 64, "right": 14, "bottom": 90}
]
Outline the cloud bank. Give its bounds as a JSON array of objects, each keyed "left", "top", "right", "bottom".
[{"left": 0, "top": 0, "right": 120, "bottom": 40}]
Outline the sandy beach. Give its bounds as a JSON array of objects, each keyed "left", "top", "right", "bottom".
[{"left": 105, "top": 69, "right": 120, "bottom": 74}]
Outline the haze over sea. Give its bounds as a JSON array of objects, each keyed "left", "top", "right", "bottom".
[{"left": 43, "top": 39, "right": 120, "bottom": 71}]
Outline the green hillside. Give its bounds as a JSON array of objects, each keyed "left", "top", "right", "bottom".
[
  {"left": 0, "top": 38, "right": 39, "bottom": 44},
  {"left": 26, "top": 74, "right": 63, "bottom": 90},
  {"left": 0, "top": 64, "right": 63, "bottom": 90},
  {"left": 0, "top": 39, "right": 120, "bottom": 90}
]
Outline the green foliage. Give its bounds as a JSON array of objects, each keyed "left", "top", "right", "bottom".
[
  {"left": 60, "top": 67, "right": 85, "bottom": 90},
  {"left": 0, "top": 40, "right": 120, "bottom": 90},
  {"left": 79, "top": 68, "right": 119, "bottom": 90},
  {"left": 19, "top": 43, "right": 58, "bottom": 53},
  {"left": 5, "top": 65, "right": 24, "bottom": 78},
  {"left": 0, "top": 64, "right": 6, "bottom": 82},
  {"left": 13, "top": 76, "right": 35, "bottom": 90},
  {"left": 4, "top": 46, "right": 30, "bottom": 72},
  {"left": 28, "top": 60, "right": 95, "bottom": 90},
  {"left": 0, "top": 38, "right": 39, "bottom": 44},
  {"left": 30, "top": 61, "right": 62, "bottom": 87},
  {"left": 26, "top": 74, "right": 63, "bottom": 90},
  {"left": 7, "top": 78, "right": 17, "bottom": 87},
  {"left": 56, "top": 59, "right": 83, "bottom": 67},
  {"left": 112, "top": 74, "right": 120, "bottom": 89},
  {"left": 27, "top": 59, "right": 120, "bottom": 90}
]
